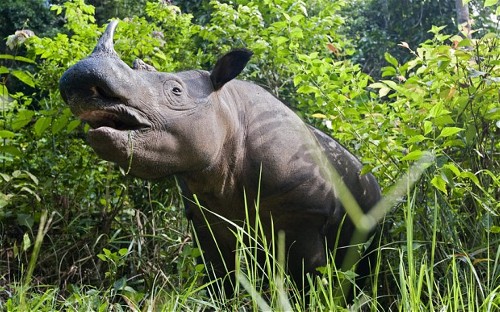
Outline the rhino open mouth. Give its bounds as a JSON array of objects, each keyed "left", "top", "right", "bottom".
[{"left": 79, "top": 106, "right": 151, "bottom": 131}]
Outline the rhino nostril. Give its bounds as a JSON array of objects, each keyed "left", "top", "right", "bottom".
[{"left": 91, "top": 85, "right": 121, "bottom": 102}]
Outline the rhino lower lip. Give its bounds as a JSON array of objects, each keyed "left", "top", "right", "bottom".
[{"left": 79, "top": 108, "right": 151, "bottom": 131}]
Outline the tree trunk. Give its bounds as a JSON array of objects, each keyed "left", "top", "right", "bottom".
[{"left": 455, "top": 0, "right": 471, "bottom": 38}]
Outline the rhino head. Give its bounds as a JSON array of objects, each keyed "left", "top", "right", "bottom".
[{"left": 60, "top": 21, "right": 252, "bottom": 180}]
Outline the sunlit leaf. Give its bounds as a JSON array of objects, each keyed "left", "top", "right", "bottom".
[
  {"left": 484, "top": 0, "right": 498, "bottom": 7},
  {"left": 406, "top": 135, "right": 427, "bottom": 144},
  {"left": 22, "top": 232, "right": 32, "bottom": 251},
  {"left": 52, "top": 115, "right": 69, "bottom": 134},
  {"left": 0, "top": 192, "right": 12, "bottom": 209},
  {"left": 297, "top": 85, "right": 319, "bottom": 95},
  {"left": 423, "top": 121, "right": 433, "bottom": 135},
  {"left": 34, "top": 117, "right": 52, "bottom": 137},
  {"left": 460, "top": 171, "right": 480, "bottom": 187},
  {"left": 438, "top": 127, "right": 464, "bottom": 138},
  {"left": 401, "top": 150, "right": 424, "bottom": 161},
  {"left": 66, "top": 119, "right": 81, "bottom": 132},
  {"left": 384, "top": 52, "right": 398, "bottom": 67},
  {"left": 443, "top": 163, "right": 461, "bottom": 177},
  {"left": 431, "top": 175, "right": 448, "bottom": 195},
  {"left": 0, "top": 84, "right": 7, "bottom": 99},
  {"left": 0, "top": 130, "right": 15, "bottom": 139},
  {"left": 490, "top": 226, "right": 500, "bottom": 233},
  {"left": 11, "top": 110, "right": 35, "bottom": 130},
  {"left": 11, "top": 70, "right": 35, "bottom": 88},
  {"left": 311, "top": 113, "right": 327, "bottom": 119}
]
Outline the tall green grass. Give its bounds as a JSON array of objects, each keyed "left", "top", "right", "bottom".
[{"left": 2, "top": 183, "right": 500, "bottom": 311}]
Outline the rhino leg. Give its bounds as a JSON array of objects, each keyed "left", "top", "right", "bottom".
[
  {"left": 190, "top": 217, "right": 238, "bottom": 296},
  {"left": 274, "top": 215, "right": 328, "bottom": 287}
]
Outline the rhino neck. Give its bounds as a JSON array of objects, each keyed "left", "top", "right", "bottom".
[{"left": 180, "top": 86, "right": 250, "bottom": 205}]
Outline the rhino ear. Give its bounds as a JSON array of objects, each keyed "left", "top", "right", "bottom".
[{"left": 210, "top": 49, "right": 253, "bottom": 91}]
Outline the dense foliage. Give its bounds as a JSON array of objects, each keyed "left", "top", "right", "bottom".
[
  {"left": 1, "top": 0, "right": 499, "bottom": 310},
  {"left": 343, "top": 0, "right": 498, "bottom": 77}
]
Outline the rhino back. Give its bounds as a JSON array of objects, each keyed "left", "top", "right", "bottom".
[
  {"left": 308, "top": 126, "right": 381, "bottom": 213},
  {"left": 214, "top": 81, "right": 337, "bottom": 216}
]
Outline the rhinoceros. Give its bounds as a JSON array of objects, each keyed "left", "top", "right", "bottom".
[{"left": 59, "top": 21, "right": 381, "bottom": 295}]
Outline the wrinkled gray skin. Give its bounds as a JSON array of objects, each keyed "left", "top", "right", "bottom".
[{"left": 60, "top": 21, "right": 381, "bottom": 295}]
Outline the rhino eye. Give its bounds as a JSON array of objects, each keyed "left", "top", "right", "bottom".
[{"left": 172, "top": 87, "right": 182, "bottom": 96}]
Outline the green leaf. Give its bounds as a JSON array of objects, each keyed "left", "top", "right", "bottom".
[
  {"left": 431, "top": 175, "right": 448, "bottom": 195},
  {"left": 369, "top": 82, "right": 391, "bottom": 97},
  {"left": 113, "top": 277, "right": 127, "bottom": 290},
  {"left": 438, "top": 127, "right": 464, "bottom": 138},
  {"left": 460, "top": 171, "right": 480, "bottom": 187},
  {"left": 434, "top": 115, "right": 454, "bottom": 126},
  {"left": 34, "top": 117, "right": 52, "bottom": 137},
  {"left": 22, "top": 232, "right": 32, "bottom": 251},
  {"left": 423, "top": 121, "right": 433, "bottom": 135},
  {"left": 52, "top": 115, "right": 68, "bottom": 134},
  {"left": 311, "top": 113, "right": 327, "bottom": 119},
  {"left": 291, "top": 14, "right": 304, "bottom": 23},
  {"left": 0, "top": 54, "right": 15, "bottom": 60},
  {"left": 428, "top": 102, "right": 450, "bottom": 118},
  {"left": 0, "top": 173, "right": 11, "bottom": 182},
  {"left": 297, "top": 85, "right": 319, "bottom": 95},
  {"left": 290, "top": 27, "right": 304, "bottom": 39},
  {"left": 20, "top": 186, "right": 41, "bottom": 202},
  {"left": 428, "top": 25, "right": 447, "bottom": 35},
  {"left": 406, "top": 135, "right": 427, "bottom": 144},
  {"left": 457, "top": 39, "right": 472, "bottom": 48},
  {"left": 381, "top": 80, "right": 398, "bottom": 90},
  {"left": 484, "top": 107, "right": 500, "bottom": 121},
  {"left": 443, "top": 139, "right": 465, "bottom": 148},
  {"left": 360, "top": 164, "right": 374, "bottom": 175},
  {"left": 11, "top": 70, "right": 35, "bottom": 88},
  {"left": 368, "top": 82, "right": 386, "bottom": 89},
  {"left": 11, "top": 110, "right": 35, "bottom": 130},
  {"left": 66, "top": 119, "right": 81, "bottom": 132},
  {"left": 443, "top": 163, "right": 461, "bottom": 177},
  {"left": 0, "top": 55, "right": 35, "bottom": 64},
  {"left": 12, "top": 56, "right": 36, "bottom": 64},
  {"left": 0, "top": 192, "right": 12, "bottom": 209},
  {"left": 378, "top": 86, "right": 391, "bottom": 97},
  {"left": 381, "top": 66, "right": 397, "bottom": 77},
  {"left": 195, "top": 264, "right": 205, "bottom": 273},
  {"left": 0, "top": 130, "right": 15, "bottom": 139},
  {"left": 0, "top": 84, "right": 7, "bottom": 99},
  {"left": 24, "top": 171, "right": 39, "bottom": 185},
  {"left": 0, "top": 145, "right": 22, "bottom": 157},
  {"left": 401, "top": 150, "right": 424, "bottom": 161},
  {"left": 384, "top": 52, "right": 398, "bottom": 67},
  {"left": 484, "top": 0, "right": 498, "bottom": 7},
  {"left": 273, "top": 36, "right": 289, "bottom": 46},
  {"left": 191, "top": 247, "right": 202, "bottom": 258}
]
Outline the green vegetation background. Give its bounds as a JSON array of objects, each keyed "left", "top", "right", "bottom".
[{"left": 0, "top": 0, "right": 499, "bottom": 310}]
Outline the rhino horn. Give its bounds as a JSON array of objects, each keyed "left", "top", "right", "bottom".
[{"left": 91, "top": 20, "right": 119, "bottom": 57}]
